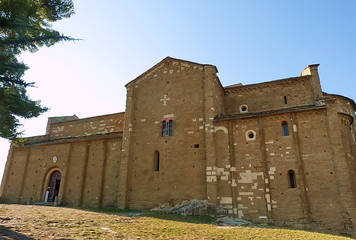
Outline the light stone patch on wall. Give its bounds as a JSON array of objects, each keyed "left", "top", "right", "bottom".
[
  {"left": 206, "top": 176, "right": 217, "bottom": 182},
  {"left": 214, "top": 126, "right": 228, "bottom": 134},
  {"left": 220, "top": 197, "right": 232, "bottom": 204},
  {"left": 206, "top": 165, "right": 240, "bottom": 187},
  {"left": 128, "top": 123, "right": 133, "bottom": 132},
  {"left": 235, "top": 167, "right": 277, "bottom": 215},
  {"left": 238, "top": 170, "right": 264, "bottom": 184},
  {"left": 239, "top": 192, "right": 254, "bottom": 196},
  {"left": 272, "top": 200, "right": 277, "bottom": 209},
  {"left": 293, "top": 124, "right": 298, "bottom": 132},
  {"left": 164, "top": 114, "right": 174, "bottom": 119},
  {"left": 51, "top": 126, "right": 65, "bottom": 133},
  {"left": 268, "top": 167, "right": 276, "bottom": 175}
]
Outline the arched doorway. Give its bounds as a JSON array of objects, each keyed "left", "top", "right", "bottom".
[{"left": 45, "top": 170, "right": 61, "bottom": 202}]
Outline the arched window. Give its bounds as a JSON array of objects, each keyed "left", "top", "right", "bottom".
[
  {"left": 162, "top": 121, "right": 167, "bottom": 136},
  {"left": 282, "top": 121, "right": 289, "bottom": 136},
  {"left": 169, "top": 120, "right": 173, "bottom": 136},
  {"left": 153, "top": 151, "right": 160, "bottom": 171},
  {"left": 288, "top": 170, "right": 297, "bottom": 188}
]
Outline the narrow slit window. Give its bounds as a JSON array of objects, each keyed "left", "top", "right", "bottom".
[
  {"left": 284, "top": 96, "right": 288, "bottom": 104},
  {"left": 288, "top": 170, "right": 296, "bottom": 188},
  {"left": 282, "top": 121, "right": 289, "bottom": 136},
  {"left": 168, "top": 120, "right": 173, "bottom": 136},
  {"left": 162, "top": 121, "right": 167, "bottom": 136},
  {"left": 153, "top": 151, "right": 160, "bottom": 171}
]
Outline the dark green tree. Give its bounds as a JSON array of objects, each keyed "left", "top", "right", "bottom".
[{"left": 0, "top": 0, "right": 76, "bottom": 139}]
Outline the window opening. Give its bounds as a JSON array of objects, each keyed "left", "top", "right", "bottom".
[
  {"left": 194, "top": 144, "right": 200, "bottom": 148},
  {"left": 162, "top": 120, "right": 174, "bottom": 137},
  {"left": 162, "top": 121, "right": 167, "bottom": 136},
  {"left": 169, "top": 120, "right": 173, "bottom": 136},
  {"left": 282, "top": 121, "right": 289, "bottom": 136},
  {"left": 153, "top": 151, "right": 160, "bottom": 171},
  {"left": 284, "top": 96, "right": 288, "bottom": 104},
  {"left": 240, "top": 105, "right": 248, "bottom": 113},
  {"left": 245, "top": 130, "right": 256, "bottom": 141},
  {"left": 288, "top": 170, "right": 296, "bottom": 188}
]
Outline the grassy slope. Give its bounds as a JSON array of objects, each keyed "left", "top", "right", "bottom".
[{"left": 0, "top": 204, "right": 353, "bottom": 240}]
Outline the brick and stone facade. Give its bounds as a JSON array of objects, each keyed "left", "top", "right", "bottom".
[{"left": 1, "top": 57, "right": 355, "bottom": 235}]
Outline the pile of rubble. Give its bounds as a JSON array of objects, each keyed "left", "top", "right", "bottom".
[
  {"left": 166, "top": 199, "right": 227, "bottom": 216},
  {"left": 215, "top": 216, "right": 252, "bottom": 227},
  {"left": 151, "top": 199, "right": 252, "bottom": 227}
]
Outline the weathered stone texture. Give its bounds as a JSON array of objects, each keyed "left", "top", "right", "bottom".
[
  {"left": 47, "top": 113, "right": 124, "bottom": 140},
  {"left": 1, "top": 57, "right": 355, "bottom": 236},
  {"left": 1, "top": 114, "right": 122, "bottom": 208},
  {"left": 123, "top": 59, "right": 208, "bottom": 209},
  {"left": 225, "top": 77, "right": 314, "bottom": 114}
]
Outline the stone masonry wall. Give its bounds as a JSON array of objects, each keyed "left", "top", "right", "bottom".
[
  {"left": 121, "top": 58, "right": 209, "bottom": 209},
  {"left": 211, "top": 107, "right": 355, "bottom": 234},
  {"left": 203, "top": 65, "right": 226, "bottom": 205},
  {"left": 47, "top": 113, "right": 124, "bottom": 140},
  {"left": 1, "top": 57, "right": 355, "bottom": 236},
  {"left": 1, "top": 137, "right": 122, "bottom": 208},
  {"left": 225, "top": 76, "right": 314, "bottom": 115}
]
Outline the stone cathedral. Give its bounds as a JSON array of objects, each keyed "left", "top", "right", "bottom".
[{"left": 1, "top": 57, "right": 355, "bottom": 235}]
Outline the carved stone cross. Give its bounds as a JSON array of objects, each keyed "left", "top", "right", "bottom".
[{"left": 160, "top": 94, "right": 170, "bottom": 106}]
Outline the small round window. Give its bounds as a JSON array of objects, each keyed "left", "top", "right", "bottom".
[
  {"left": 240, "top": 105, "right": 248, "bottom": 113},
  {"left": 246, "top": 130, "right": 256, "bottom": 141}
]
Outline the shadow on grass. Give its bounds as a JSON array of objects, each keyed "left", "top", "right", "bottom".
[
  {"left": 70, "top": 207, "right": 354, "bottom": 239},
  {"left": 144, "top": 210, "right": 215, "bottom": 224},
  {"left": 75, "top": 206, "right": 215, "bottom": 225},
  {"left": 0, "top": 225, "right": 35, "bottom": 240}
]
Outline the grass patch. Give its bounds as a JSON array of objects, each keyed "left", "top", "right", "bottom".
[{"left": 0, "top": 204, "right": 353, "bottom": 240}]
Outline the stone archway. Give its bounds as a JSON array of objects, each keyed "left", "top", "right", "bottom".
[{"left": 45, "top": 170, "right": 61, "bottom": 202}]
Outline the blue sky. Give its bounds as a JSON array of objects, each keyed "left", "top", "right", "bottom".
[{"left": 0, "top": 0, "right": 355, "bottom": 179}]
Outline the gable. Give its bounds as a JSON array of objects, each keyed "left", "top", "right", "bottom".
[{"left": 125, "top": 56, "right": 217, "bottom": 88}]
